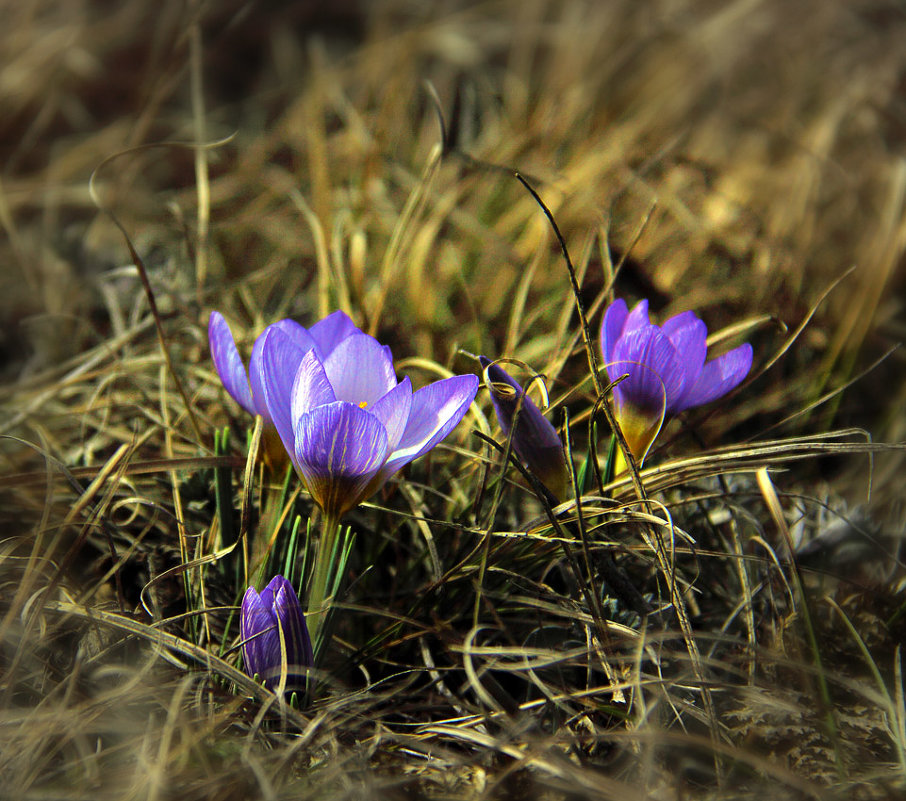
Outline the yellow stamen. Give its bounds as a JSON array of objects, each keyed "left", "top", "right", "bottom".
[{"left": 359, "top": 400, "right": 368, "bottom": 409}]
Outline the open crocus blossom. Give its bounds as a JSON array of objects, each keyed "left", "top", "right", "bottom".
[
  {"left": 209, "top": 309, "right": 358, "bottom": 424},
  {"left": 252, "top": 316, "right": 479, "bottom": 521},
  {"left": 600, "top": 298, "right": 753, "bottom": 461},
  {"left": 240, "top": 575, "right": 313, "bottom": 692},
  {"left": 479, "top": 357, "right": 569, "bottom": 502}
]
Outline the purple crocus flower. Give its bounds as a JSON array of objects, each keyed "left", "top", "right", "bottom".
[
  {"left": 208, "top": 309, "right": 358, "bottom": 423},
  {"left": 479, "top": 357, "right": 569, "bottom": 501},
  {"left": 253, "top": 318, "right": 479, "bottom": 520},
  {"left": 240, "top": 575, "right": 313, "bottom": 691},
  {"left": 600, "top": 298, "right": 753, "bottom": 461}
]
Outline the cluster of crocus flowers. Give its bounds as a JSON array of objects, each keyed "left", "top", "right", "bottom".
[
  {"left": 599, "top": 298, "right": 753, "bottom": 462},
  {"left": 479, "top": 357, "right": 569, "bottom": 502},
  {"left": 209, "top": 310, "right": 479, "bottom": 520},
  {"left": 240, "top": 575, "right": 313, "bottom": 692}
]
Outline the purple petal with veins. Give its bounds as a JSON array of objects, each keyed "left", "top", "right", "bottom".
[
  {"left": 377, "top": 373, "right": 478, "bottom": 481},
  {"left": 209, "top": 312, "right": 255, "bottom": 414},
  {"left": 661, "top": 311, "right": 707, "bottom": 406},
  {"left": 321, "top": 333, "right": 397, "bottom": 407},
  {"left": 367, "top": 377, "right": 413, "bottom": 454},
  {"left": 260, "top": 327, "right": 316, "bottom": 462},
  {"left": 294, "top": 401, "right": 390, "bottom": 518},
  {"left": 609, "top": 324, "right": 686, "bottom": 412},
  {"left": 674, "top": 343, "right": 753, "bottom": 412},
  {"left": 291, "top": 349, "right": 337, "bottom": 423},
  {"left": 622, "top": 300, "right": 651, "bottom": 336},
  {"left": 309, "top": 309, "right": 359, "bottom": 358}
]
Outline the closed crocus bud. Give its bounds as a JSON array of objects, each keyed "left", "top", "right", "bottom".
[
  {"left": 480, "top": 357, "right": 569, "bottom": 502},
  {"left": 240, "top": 575, "right": 313, "bottom": 692}
]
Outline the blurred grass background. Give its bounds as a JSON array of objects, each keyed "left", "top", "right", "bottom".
[{"left": 1, "top": 1, "right": 905, "bottom": 798}]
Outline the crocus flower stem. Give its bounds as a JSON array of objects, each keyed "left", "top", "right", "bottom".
[{"left": 305, "top": 513, "right": 342, "bottom": 650}]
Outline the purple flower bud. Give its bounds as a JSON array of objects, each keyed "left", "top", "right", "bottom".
[
  {"left": 480, "top": 357, "right": 569, "bottom": 501},
  {"left": 240, "top": 575, "right": 313, "bottom": 691},
  {"left": 600, "top": 298, "right": 753, "bottom": 460}
]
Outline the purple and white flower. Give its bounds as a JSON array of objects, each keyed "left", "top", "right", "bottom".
[
  {"left": 600, "top": 298, "right": 753, "bottom": 460},
  {"left": 240, "top": 575, "right": 313, "bottom": 691},
  {"left": 211, "top": 309, "right": 479, "bottom": 519}
]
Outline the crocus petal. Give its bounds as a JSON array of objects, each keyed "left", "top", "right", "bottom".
[
  {"left": 209, "top": 312, "right": 255, "bottom": 414},
  {"left": 379, "top": 374, "right": 479, "bottom": 479},
  {"left": 291, "top": 349, "right": 337, "bottom": 422},
  {"left": 321, "top": 333, "right": 397, "bottom": 406},
  {"left": 257, "top": 578, "right": 278, "bottom": 610},
  {"left": 623, "top": 300, "right": 651, "bottom": 336},
  {"left": 309, "top": 309, "right": 359, "bottom": 357},
  {"left": 674, "top": 343, "right": 753, "bottom": 412},
  {"left": 662, "top": 311, "right": 706, "bottom": 354},
  {"left": 480, "top": 357, "right": 568, "bottom": 500},
  {"left": 608, "top": 324, "right": 686, "bottom": 412},
  {"left": 600, "top": 299, "right": 629, "bottom": 363},
  {"left": 661, "top": 311, "right": 707, "bottom": 407},
  {"left": 272, "top": 580, "right": 314, "bottom": 671},
  {"left": 261, "top": 327, "right": 315, "bottom": 463},
  {"left": 367, "top": 376, "right": 413, "bottom": 454},
  {"left": 272, "top": 319, "right": 320, "bottom": 352},
  {"left": 247, "top": 338, "right": 272, "bottom": 418},
  {"left": 294, "top": 401, "right": 390, "bottom": 518},
  {"left": 240, "top": 586, "right": 279, "bottom": 682},
  {"left": 248, "top": 321, "right": 318, "bottom": 419}
]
